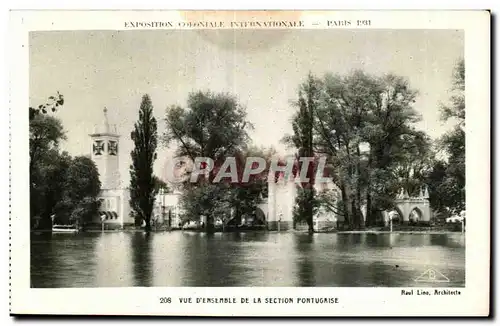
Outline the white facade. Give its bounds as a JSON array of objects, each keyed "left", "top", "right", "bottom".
[
  {"left": 266, "top": 172, "right": 297, "bottom": 227},
  {"left": 152, "top": 191, "right": 183, "bottom": 228},
  {"left": 99, "top": 188, "right": 133, "bottom": 226},
  {"left": 262, "top": 166, "right": 340, "bottom": 230}
]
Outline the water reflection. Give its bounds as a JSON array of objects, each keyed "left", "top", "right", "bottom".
[
  {"left": 130, "top": 232, "right": 153, "bottom": 287},
  {"left": 294, "top": 234, "right": 315, "bottom": 286},
  {"left": 31, "top": 233, "right": 99, "bottom": 287},
  {"left": 31, "top": 232, "right": 465, "bottom": 288},
  {"left": 31, "top": 233, "right": 57, "bottom": 288},
  {"left": 95, "top": 232, "right": 133, "bottom": 286}
]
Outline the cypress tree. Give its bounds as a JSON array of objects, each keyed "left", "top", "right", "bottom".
[{"left": 130, "top": 94, "right": 158, "bottom": 232}]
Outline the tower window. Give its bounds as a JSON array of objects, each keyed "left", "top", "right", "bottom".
[
  {"left": 108, "top": 140, "right": 118, "bottom": 156},
  {"left": 93, "top": 140, "right": 104, "bottom": 155}
]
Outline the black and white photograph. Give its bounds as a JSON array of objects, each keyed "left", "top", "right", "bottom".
[{"left": 9, "top": 10, "right": 490, "bottom": 316}]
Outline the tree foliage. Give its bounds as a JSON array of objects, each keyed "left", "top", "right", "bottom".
[
  {"left": 29, "top": 92, "right": 64, "bottom": 121},
  {"left": 153, "top": 175, "right": 169, "bottom": 193},
  {"left": 54, "top": 156, "right": 101, "bottom": 226},
  {"left": 179, "top": 147, "right": 273, "bottom": 228},
  {"left": 285, "top": 70, "right": 426, "bottom": 229},
  {"left": 293, "top": 187, "right": 320, "bottom": 227},
  {"left": 129, "top": 94, "right": 158, "bottom": 232},
  {"left": 30, "top": 94, "right": 101, "bottom": 229},
  {"left": 440, "top": 58, "right": 465, "bottom": 123},
  {"left": 29, "top": 114, "right": 66, "bottom": 172},
  {"left": 30, "top": 134, "right": 101, "bottom": 228},
  {"left": 283, "top": 73, "right": 321, "bottom": 232},
  {"left": 163, "top": 91, "right": 253, "bottom": 231},
  {"left": 30, "top": 149, "right": 70, "bottom": 228},
  {"left": 163, "top": 91, "right": 251, "bottom": 164},
  {"left": 427, "top": 59, "right": 465, "bottom": 215},
  {"left": 159, "top": 63, "right": 465, "bottom": 231}
]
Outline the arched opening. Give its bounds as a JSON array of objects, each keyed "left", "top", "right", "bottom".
[
  {"left": 408, "top": 207, "right": 424, "bottom": 225},
  {"left": 387, "top": 206, "right": 405, "bottom": 225}
]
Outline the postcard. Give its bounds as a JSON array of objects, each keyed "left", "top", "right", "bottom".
[{"left": 9, "top": 10, "right": 490, "bottom": 316}]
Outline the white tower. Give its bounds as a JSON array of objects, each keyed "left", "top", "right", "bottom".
[{"left": 90, "top": 108, "right": 120, "bottom": 190}]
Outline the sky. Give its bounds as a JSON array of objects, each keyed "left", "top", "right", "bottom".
[{"left": 29, "top": 29, "right": 463, "bottom": 185}]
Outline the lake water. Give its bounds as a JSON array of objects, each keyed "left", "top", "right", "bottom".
[{"left": 31, "top": 231, "right": 465, "bottom": 288}]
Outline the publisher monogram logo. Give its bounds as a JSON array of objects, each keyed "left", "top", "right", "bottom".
[{"left": 414, "top": 268, "right": 450, "bottom": 283}]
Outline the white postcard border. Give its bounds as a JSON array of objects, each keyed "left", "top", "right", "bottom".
[{"left": 9, "top": 10, "right": 490, "bottom": 316}]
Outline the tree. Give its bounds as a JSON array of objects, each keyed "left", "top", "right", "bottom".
[
  {"left": 180, "top": 183, "right": 228, "bottom": 227},
  {"left": 55, "top": 156, "right": 101, "bottom": 227},
  {"left": 176, "top": 147, "right": 271, "bottom": 230},
  {"left": 440, "top": 58, "right": 465, "bottom": 124},
  {"left": 293, "top": 187, "right": 321, "bottom": 228},
  {"left": 29, "top": 93, "right": 66, "bottom": 228},
  {"left": 31, "top": 150, "right": 71, "bottom": 229},
  {"left": 427, "top": 58, "right": 465, "bottom": 215},
  {"left": 163, "top": 91, "right": 251, "bottom": 164},
  {"left": 29, "top": 114, "right": 66, "bottom": 175},
  {"left": 361, "top": 74, "right": 425, "bottom": 226},
  {"left": 130, "top": 94, "right": 158, "bottom": 232},
  {"left": 283, "top": 73, "right": 322, "bottom": 232},
  {"left": 29, "top": 92, "right": 64, "bottom": 120},
  {"left": 316, "top": 188, "right": 343, "bottom": 216},
  {"left": 313, "top": 70, "right": 423, "bottom": 229},
  {"left": 163, "top": 91, "right": 252, "bottom": 232},
  {"left": 153, "top": 175, "right": 169, "bottom": 193},
  {"left": 225, "top": 148, "right": 273, "bottom": 226},
  {"left": 29, "top": 113, "right": 68, "bottom": 229},
  {"left": 29, "top": 93, "right": 103, "bottom": 229}
]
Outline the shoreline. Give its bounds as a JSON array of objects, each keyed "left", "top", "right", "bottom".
[
  {"left": 31, "top": 229, "right": 465, "bottom": 235},
  {"left": 330, "top": 230, "right": 464, "bottom": 235}
]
